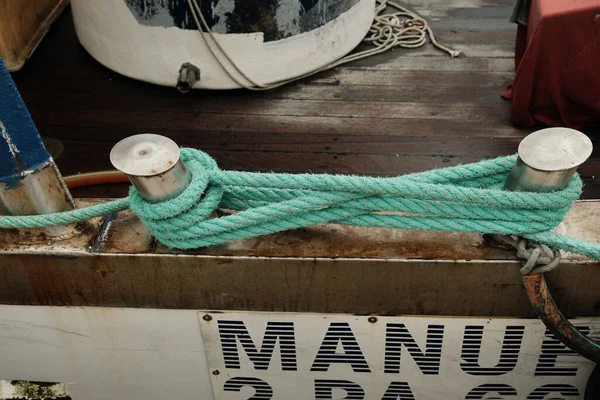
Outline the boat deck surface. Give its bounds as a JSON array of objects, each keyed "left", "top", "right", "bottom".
[{"left": 11, "top": 0, "right": 600, "bottom": 199}]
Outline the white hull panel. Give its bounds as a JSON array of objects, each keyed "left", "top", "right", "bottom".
[{"left": 0, "top": 306, "right": 597, "bottom": 399}]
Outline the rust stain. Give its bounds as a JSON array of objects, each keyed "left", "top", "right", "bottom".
[
  {"left": 0, "top": 228, "right": 48, "bottom": 247},
  {"left": 94, "top": 209, "right": 154, "bottom": 254},
  {"left": 168, "top": 224, "right": 514, "bottom": 260},
  {"left": 523, "top": 274, "right": 600, "bottom": 363}
]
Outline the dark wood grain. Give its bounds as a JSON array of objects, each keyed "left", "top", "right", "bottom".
[{"left": 10, "top": 3, "right": 600, "bottom": 200}]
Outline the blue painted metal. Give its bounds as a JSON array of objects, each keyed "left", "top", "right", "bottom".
[{"left": 0, "top": 58, "right": 51, "bottom": 183}]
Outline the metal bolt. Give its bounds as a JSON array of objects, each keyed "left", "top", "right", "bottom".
[
  {"left": 368, "top": 316, "right": 378, "bottom": 323},
  {"left": 504, "top": 128, "right": 593, "bottom": 192},
  {"left": 177, "top": 62, "right": 201, "bottom": 93},
  {"left": 203, "top": 314, "right": 212, "bottom": 321},
  {"left": 110, "top": 134, "right": 192, "bottom": 203},
  {"left": 212, "top": 370, "right": 220, "bottom": 376}
]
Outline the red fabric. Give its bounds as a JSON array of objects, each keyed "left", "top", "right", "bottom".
[{"left": 503, "top": 0, "right": 600, "bottom": 129}]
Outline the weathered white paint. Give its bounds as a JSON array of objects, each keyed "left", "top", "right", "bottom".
[
  {"left": 0, "top": 306, "right": 597, "bottom": 399},
  {"left": 70, "top": 0, "right": 375, "bottom": 89},
  {"left": 0, "top": 306, "right": 213, "bottom": 400}
]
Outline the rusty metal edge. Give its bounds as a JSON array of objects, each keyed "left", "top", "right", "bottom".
[{"left": 523, "top": 273, "right": 600, "bottom": 363}]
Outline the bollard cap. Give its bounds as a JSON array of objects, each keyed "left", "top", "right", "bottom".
[
  {"left": 518, "top": 128, "right": 593, "bottom": 172},
  {"left": 110, "top": 134, "right": 181, "bottom": 177},
  {"left": 109, "top": 134, "right": 191, "bottom": 202}
]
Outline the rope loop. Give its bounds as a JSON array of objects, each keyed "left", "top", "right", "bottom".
[
  {"left": 516, "top": 239, "right": 560, "bottom": 275},
  {"left": 120, "top": 149, "right": 595, "bottom": 256},
  {"left": 129, "top": 149, "right": 224, "bottom": 247}
]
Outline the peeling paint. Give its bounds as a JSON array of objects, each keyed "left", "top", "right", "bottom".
[
  {"left": 123, "top": 0, "right": 360, "bottom": 41},
  {"left": 0, "top": 122, "right": 20, "bottom": 160},
  {"left": 0, "top": 57, "right": 51, "bottom": 181}
]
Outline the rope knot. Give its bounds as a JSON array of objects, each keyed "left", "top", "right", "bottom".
[
  {"left": 517, "top": 239, "right": 562, "bottom": 275},
  {"left": 488, "top": 235, "right": 562, "bottom": 275},
  {"left": 129, "top": 148, "right": 224, "bottom": 248}
]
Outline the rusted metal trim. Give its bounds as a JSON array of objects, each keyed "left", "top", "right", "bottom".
[{"left": 523, "top": 273, "right": 600, "bottom": 363}]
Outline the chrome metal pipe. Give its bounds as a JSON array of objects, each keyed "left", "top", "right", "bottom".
[
  {"left": 0, "top": 162, "right": 76, "bottom": 238},
  {"left": 110, "top": 134, "right": 192, "bottom": 203},
  {"left": 505, "top": 127, "right": 593, "bottom": 192},
  {"left": 0, "top": 162, "right": 74, "bottom": 216}
]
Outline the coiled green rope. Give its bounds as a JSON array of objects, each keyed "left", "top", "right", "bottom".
[{"left": 1, "top": 148, "right": 599, "bottom": 259}]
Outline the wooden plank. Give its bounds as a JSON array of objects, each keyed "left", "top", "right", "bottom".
[
  {"left": 413, "top": 6, "right": 516, "bottom": 19},
  {"left": 38, "top": 114, "right": 528, "bottom": 137},
  {"left": 308, "top": 69, "right": 514, "bottom": 86},
  {"left": 436, "top": 30, "right": 515, "bottom": 44},
  {"left": 23, "top": 84, "right": 510, "bottom": 109},
  {"left": 400, "top": 0, "right": 515, "bottom": 7},
  {"left": 34, "top": 113, "right": 527, "bottom": 139},
  {"left": 264, "top": 85, "right": 506, "bottom": 104},
  {"left": 388, "top": 43, "right": 514, "bottom": 58},
  {"left": 17, "top": 70, "right": 515, "bottom": 107},
  {"left": 25, "top": 95, "right": 513, "bottom": 122},
  {"left": 19, "top": 68, "right": 514, "bottom": 90},
  {"left": 346, "top": 56, "right": 515, "bottom": 72},
  {"left": 51, "top": 133, "right": 525, "bottom": 159}
]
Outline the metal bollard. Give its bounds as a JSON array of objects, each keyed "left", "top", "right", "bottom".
[
  {"left": 0, "top": 59, "right": 76, "bottom": 239},
  {"left": 504, "top": 127, "right": 600, "bottom": 364},
  {"left": 110, "top": 134, "right": 192, "bottom": 203},
  {"left": 505, "top": 127, "right": 593, "bottom": 192}
]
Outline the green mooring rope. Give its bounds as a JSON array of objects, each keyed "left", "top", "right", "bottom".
[{"left": 1, "top": 148, "right": 599, "bottom": 260}]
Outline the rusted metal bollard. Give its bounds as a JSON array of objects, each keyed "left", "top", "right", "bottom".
[
  {"left": 506, "top": 128, "right": 599, "bottom": 364},
  {"left": 109, "top": 134, "right": 192, "bottom": 202}
]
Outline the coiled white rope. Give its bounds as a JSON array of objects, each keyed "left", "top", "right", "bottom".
[{"left": 186, "top": 0, "right": 460, "bottom": 91}]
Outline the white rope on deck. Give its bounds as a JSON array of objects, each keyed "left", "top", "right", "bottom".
[{"left": 186, "top": 0, "right": 460, "bottom": 91}]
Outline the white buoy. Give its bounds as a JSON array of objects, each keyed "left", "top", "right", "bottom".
[{"left": 71, "top": 0, "right": 376, "bottom": 89}]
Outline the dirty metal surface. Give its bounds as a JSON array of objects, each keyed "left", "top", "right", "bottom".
[
  {"left": 155, "top": 222, "right": 514, "bottom": 260},
  {"left": 0, "top": 199, "right": 103, "bottom": 254},
  {"left": 0, "top": 252, "right": 599, "bottom": 317},
  {"left": 89, "top": 207, "right": 154, "bottom": 254},
  {"left": 0, "top": 200, "right": 599, "bottom": 316}
]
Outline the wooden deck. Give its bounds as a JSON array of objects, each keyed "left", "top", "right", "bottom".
[{"left": 10, "top": 0, "right": 600, "bottom": 198}]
